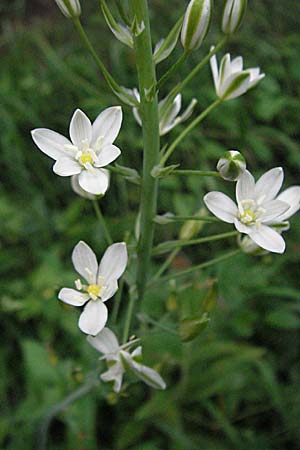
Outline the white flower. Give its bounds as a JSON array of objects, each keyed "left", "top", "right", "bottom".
[
  {"left": 238, "top": 185, "right": 300, "bottom": 254},
  {"left": 71, "top": 173, "right": 110, "bottom": 200},
  {"left": 210, "top": 49, "right": 265, "bottom": 100},
  {"left": 54, "top": 0, "right": 81, "bottom": 18},
  {"left": 222, "top": 0, "right": 247, "bottom": 35},
  {"left": 181, "top": 0, "right": 213, "bottom": 51},
  {"left": 31, "top": 107, "right": 122, "bottom": 195},
  {"left": 217, "top": 150, "right": 246, "bottom": 181},
  {"left": 58, "top": 241, "right": 127, "bottom": 335},
  {"left": 203, "top": 167, "right": 299, "bottom": 254},
  {"left": 87, "top": 328, "right": 166, "bottom": 393},
  {"left": 133, "top": 90, "right": 197, "bottom": 136}
]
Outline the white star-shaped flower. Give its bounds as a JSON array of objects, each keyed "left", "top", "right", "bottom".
[
  {"left": 31, "top": 107, "right": 122, "bottom": 195},
  {"left": 204, "top": 167, "right": 299, "bottom": 254},
  {"left": 58, "top": 241, "right": 127, "bottom": 335},
  {"left": 87, "top": 328, "right": 166, "bottom": 393},
  {"left": 210, "top": 48, "right": 265, "bottom": 100}
]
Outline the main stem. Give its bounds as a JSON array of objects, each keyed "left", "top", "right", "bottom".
[{"left": 130, "top": 0, "right": 160, "bottom": 299}]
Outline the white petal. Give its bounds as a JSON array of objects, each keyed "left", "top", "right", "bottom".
[
  {"left": 204, "top": 192, "right": 238, "bottom": 223},
  {"left": 236, "top": 170, "right": 255, "bottom": 203},
  {"left": 31, "top": 128, "right": 71, "bottom": 160},
  {"left": 87, "top": 327, "right": 119, "bottom": 354},
  {"left": 71, "top": 175, "right": 97, "bottom": 200},
  {"left": 58, "top": 288, "right": 89, "bottom": 306},
  {"left": 210, "top": 50, "right": 219, "bottom": 92},
  {"left": 101, "top": 363, "right": 124, "bottom": 393},
  {"left": 78, "top": 300, "right": 108, "bottom": 335},
  {"left": 72, "top": 241, "right": 98, "bottom": 283},
  {"left": 221, "top": 71, "right": 251, "bottom": 100},
  {"left": 276, "top": 186, "right": 300, "bottom": 221},
  {"left": 98, "top": 242, "right": 128, "bottom": 284},
  {"left": 92, "top": 106, "right": 123, "bottom": 146},
  {"left": 53, "top": 157, "right": 81, "bottom": 176},
  {"left": 255, "top": 167, "right": 284, "bottom": 203},
  {"left": 260, "top": 200, "right": 289, "bottom": 223},
  {"left": 133, "top": 107, "right": 142, "bottom": 127},
  {"left": 234, "top": 218, "right": 251, "bottom": 234},
  {"left": 69, "top": 109, "right": 92, "bottom": 147},
  {"left": 78, "top": 169, "right": 110, "bottom": 195},
  {"left": 101, "top": 279, "right": 119, "bottom": 302},
  {"left": 249, "top": 225, "right": 286, "bottom": 254},
  {"left": 94, "top": 144, "right": 121, "bottom": 167},
  {"left": 121, "top": 351, "right": 166, "bottom": 390},
  {"left": 231, "top": 56, "right": 243, "bottom": 73}
]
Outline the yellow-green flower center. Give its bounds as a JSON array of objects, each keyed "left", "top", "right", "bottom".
[
  {"left": 87, "top": 284, "right": 100, "bottom": 297},
  {"left": 79, "top": 152, "right": 93, "bottom": 165},
  {"left": 240, "top": 208, "right": 255, "bottom": 224}
]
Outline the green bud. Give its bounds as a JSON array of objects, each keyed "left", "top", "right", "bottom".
[
  {"left": 222, "top": 0, "right": 247, "bottom": 34},
  {"left": 180, "top": 313, "right": 210, "bottom": 342},
  {"left": 217, "top": 150, "right": 246, "bottom": 181},
  {"left": 54, "top": 0, "right": 81, "bottom": 18},
  {"left": 181, "top": 0, "right": 213, "bottom": 51}
]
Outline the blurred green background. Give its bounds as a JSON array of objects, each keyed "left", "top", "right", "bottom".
[{"left": 1, "top": 0, "right": 300, "bottom": 449}]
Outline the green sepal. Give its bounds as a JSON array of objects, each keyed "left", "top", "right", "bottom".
[
  {"left": 153, "top": 16, "right": 184, "bottom": 64},
  {"left": 151, "top": 164, "right": 180, "bottom": 178}
]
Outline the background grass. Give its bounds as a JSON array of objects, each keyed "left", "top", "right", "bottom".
[{"left": 1, "top": 0, "right": 300, "bottom": 449}]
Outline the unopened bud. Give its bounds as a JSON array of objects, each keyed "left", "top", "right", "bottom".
[
  {"left": 222, "top": 0, "right": 247, "bottom": 35},
  {"left": 217, "top": 150, "right": 246, "bottom": 181},
  {"left": 181, "top": 0, "right": 213, "bottom": 51},
  {"left": 54, "top": 0, "right": 81, "bottom": 18}
]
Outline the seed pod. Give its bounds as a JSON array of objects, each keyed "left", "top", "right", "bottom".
[
  {"left": 181, "top": 0, "right": 213, "bottom": 51},
  {"left": 222, "top": 0, "right": 247, "bottom": 34}
]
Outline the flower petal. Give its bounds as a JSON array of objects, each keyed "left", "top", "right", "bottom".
[
  {"left": 120, "top": 351, "right": 166, "bottom": 390},
  {"left": 78, "top": 169, "right": 110, "bottom": 195},
  {"left": 78, "top": 300, "right": 108, "bottom": 335},
  {"left": 69, "top": 109, "right": 92, "bottom": 147},
  {"left": 234, "top": 218, "right": 251, "bottom": 234},
  {"left": 31, "top": 128, "right": 71, "bottom": 160},
  {"left": 276, "top": 186, "right": 300, "bottom": 221},
  {"left": 260, "top": 200, "right": 289, "bottom": 223},
  {"left": 204, "top": 192, "right": 238, "bottom": 223},
  {"left": 255, "top": 167, "right": 283, "bottom": 203},
  {"left": 92, "top": 106, "right": 123, "bottom": 146},
  {"left": 53, "top": 157, "right": 81, "bottom": 176},
  {"left": 71, "top": 175, "right": 97, "bottom": 200},
  {"left": 101, "top": 279, "right": 119, "bottom": 302},
  {"left": 249, "top": 225, "right": 286, "bottom": 254},
  {"left": 87, "top": 327, "right": 119, "bottom": 354},
  {"left": 72, "top": 241, "right": 98, "bottom": 283},
  {"left": 98, "top": 242, "right": 128, "bottom": 284},
  {"left": 210, "top": 50, "right": 219, "bottom": 92},
  {"left": 94, "top": 144, "right": 121, "bottom": 167},
  {"left": 236, "top": 170, "right": 255, "bottom": 203},
  {"left": 101, "top": 363, "right": 124, "bottom": 393},
  {"left": 58, "top": 288, "right": 89, "bottom": 306}
]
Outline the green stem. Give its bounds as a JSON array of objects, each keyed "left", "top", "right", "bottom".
[
  {"left": 111, "top": 278, "right": 124, "bottom": 324},
  {"left": 149, "top": 249, "right": 241, "bottom": 286},
  {"left": 152, "top": 248, "right": 180, "bottom": 280},
  {"left": 116, "top": 0, "right": 131, "bottom": 26},
  {"left": 172, "top": 170, "right": 220, "bottom": 177},
  {"left": 160, "top": 98, "right": 222, "bottom": 166},
  {"left": 160, "top": 37, "right": 228, "bottom": 119},
  {"left": 153, "top": 231, "right": 238, "bottom": 255},
  {"left": 92, "top": 200, "right": 113, "bottom": 245},
  {"left": 122, "top": 289, "right": 138, "bottom": 343},
  {"left": 73, "top": 18, "right": 136, "bottom": 104},
  {"left": 156, "top": 51, "right": 190, "bottom": 91},
  {"left": 155, "top": 215, "right": 220, "bottom": 224},
  {"left": 129, "top": 0, "right": 160, "bottom": 300}
]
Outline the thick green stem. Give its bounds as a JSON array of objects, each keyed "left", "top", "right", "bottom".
[
  {"left": 129, "top": 0, "right": 160, "bottom": 300},
  {"left": 160, "top": 98, "right": 222, "bottom": 166}
]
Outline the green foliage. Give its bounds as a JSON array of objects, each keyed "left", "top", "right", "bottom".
[{"left": 1, "top": 0, "right": 300, "bottom": 449}]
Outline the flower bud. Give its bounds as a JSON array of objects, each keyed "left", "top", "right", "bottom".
[
  {"left": 54, "top": 0, "right": 81, "bottom": 18},
  {"left": 222, "top": 0, "right": 247, "bottom": 34},
  {"left": 181, "top": 0, "right": 213, "bottom": 51},
  {"left": 217, "top": 150, "right": 246, "bottom": 181}
]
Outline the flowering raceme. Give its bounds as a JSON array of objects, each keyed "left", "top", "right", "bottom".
[
  {"left": 210, "top": 49, "right": 265, "bottom": 100},
  {"left": 31, "top": 107, "right": 122, "bottom": 195},
  {"left": 204, "top": 167, "right": 300, "bottom": 254},
  {"left": 58, "top": 241, "right": 128, "bottom": 335},
  {"left": 87, "top": 328, "right": 166, "bottom": 392}
]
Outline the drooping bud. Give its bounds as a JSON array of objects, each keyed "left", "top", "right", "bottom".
[
  {"left": 217, "top": 150, "right": 246, "bottom": 181},
  {"left": 54, "top": 0, "right": 81, "bottom": 18},
  {"left": 181, "top": 0, "right": 213, "bottom": 51},
  {"left": 222, "top": 0, "right": 247, "bottom": 35}
]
